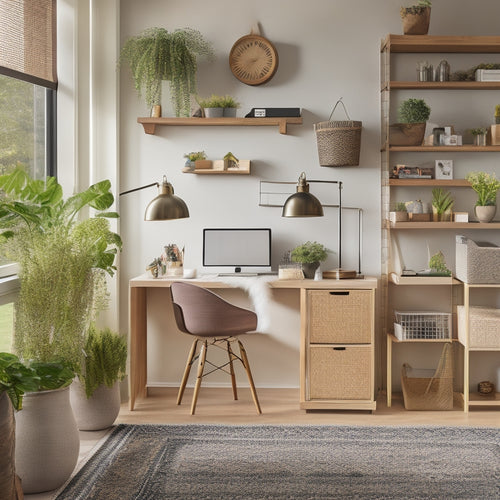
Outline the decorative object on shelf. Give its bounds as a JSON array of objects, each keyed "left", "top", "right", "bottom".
[
  {"left": 223, "top": 151, "right": 239, "bottom": 169},
  {"left": 454, "top": 212, "right": 469, "bottom": 223},
  {"left": 147, "top": 257, "right": 163, "bottom": 278},
  {"left": 389, "top": 98, "right": 430, "bottom": 146},
  {"left": 151, "top": 104, "right": 161, "bottom": 118},
  {"left": 119, "top": 27, "right": 214, "bottom": 117},
  {"left": 278, "top": 251, "right": 304, "bottom": 280},
  {"left": 490, "top": 104, "right": 500, "bottom": 145},
  {"left": 404, "top": 199, "right": 431, "bottom": 221},
  {"left": 416, "top": 60, "right": 433, "bottom": 82},
  {"left": 435, "top": 160, "right": 453, "bottom": 179},
  {"left": 470, "top": 127, "right": 489, "bottom": 146},
  {"left": 314, "top": 98, "right": 362, "bottom": 167},
  {"left": 451, "top": 63, "right": 500, "bottom": 82},
  {"left": 291, "top": 241, "right": 329, "bottom": 279},
  {"left": 477, "top": 381, "right": 495, "bottom": 396},
  {"left": 400, "top": 0, "right": 431, "bottom": 35},
  {"left": 229, "top": 26, "right": 278, "bottom": 86},
  {"left": 183, "top": 151, "right": 206, "bottom": 171},
  {"left": 162, "top": 244, "right": 184, "bottom": 276},
  {"left": 428, "top": 251, "right": 451, "bottom": 276},
  {"left": 120, "top": 175, "right": 190, "bottom": 221},
  {"left": 465, "top": 171, "right": 500, "bottom": 223},
  {"left": 436, "top": 60, "right": 450, "bottom": 82},
  {"left": 390, "top": 202, "right": 409, "bottom": 223},
  {"left": 431, "top": 187, "right": 454, "bottom": 222}
]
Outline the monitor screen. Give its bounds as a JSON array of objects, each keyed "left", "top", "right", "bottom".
[{"left": 203, "top": 228, "right": 272, "bottom": 274}]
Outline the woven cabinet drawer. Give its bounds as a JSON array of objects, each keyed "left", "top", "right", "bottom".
[
  {"left": 309, "top": 345, "right": 372, "bottom": 400},
  {"left": 308, "top": 290, "right": 373, "bottom": 343}
]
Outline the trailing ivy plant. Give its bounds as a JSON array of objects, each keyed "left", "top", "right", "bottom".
[
  {"left": 0, "top": 167, "right": 122, "bottom": 377},
  {"left": 119, "top": 27, "right": 214, "bottom": 117}
]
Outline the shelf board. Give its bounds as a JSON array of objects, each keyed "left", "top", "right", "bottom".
[
  {"left": 386, "top": 145, "right": 500, "bottom": 152},
  {"left": 467, "top": 392, "right": 500, "bottom": 406},
  {"left": 384, "top": 81, "right": 500, "bottom": 90},
  {"left": 389, "top": 274, "right": 460, "bottom": 285},
  {"left": 390, "top": 221, "right": 500, "bottom": 229},
  {"left": 183, "top": 169, "right": 249, "bottom": 175},
  {"left": 381, "top": 35, "right": 500, "bottom": 53},
  {"left": 388, "top": 333, "right": 454, "bottom": 343},
  {"left": 389, "top": 179, "right": 470, "bottom": 187},
  {"left": 137, "top": 117, "right": 303, "bottom": 135}
]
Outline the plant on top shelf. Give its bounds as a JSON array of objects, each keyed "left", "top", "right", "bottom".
[
  {"left": 291, "top": 241, "right": 329, "bottom": 279},
  {"left": 431, "top": 187, "right": 454, "bottom": 222},
  {"left": 119, "top": 27, "right": 214, "bottom": 117},
  {"left": 400, "top": 0, "right": 431, "bottom": 35}
]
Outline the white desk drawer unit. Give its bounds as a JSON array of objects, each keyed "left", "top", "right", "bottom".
[{"left": 301, "top": 285, "right": 376, "bottom": 411}]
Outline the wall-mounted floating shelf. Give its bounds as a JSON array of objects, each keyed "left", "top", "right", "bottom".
[
  {"left": 389, "top": 221, "right": 500, "bottom": 229},
  {"left": 183, "top": 169, "right": 250, "bottom": 175},
  {"left": 137, "top": 117, "right": 303, "bottom": 135}
]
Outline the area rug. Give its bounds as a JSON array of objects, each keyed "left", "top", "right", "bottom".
[{"left": 55, "top": 424, "right": 499, "bottom": 500}]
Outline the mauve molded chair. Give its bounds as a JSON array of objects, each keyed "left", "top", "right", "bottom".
[{"left": 170, "top": 281, "right": 262, "bottom": 415}]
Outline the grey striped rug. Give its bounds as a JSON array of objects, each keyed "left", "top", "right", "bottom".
[{"left": 55, "top": 424, "right": 499, "bottom": 499}]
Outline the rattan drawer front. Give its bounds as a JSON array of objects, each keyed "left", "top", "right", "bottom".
[
  {"left": 308, "top": 290, "right": 372, "bottom": 343},
  {"left": 309, "top": 346, "right": 372, "bottom": 400}
]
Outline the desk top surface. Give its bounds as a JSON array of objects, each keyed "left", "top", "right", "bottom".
[{"left": 130, "top": 274, "right": 378, "bottom": 290}]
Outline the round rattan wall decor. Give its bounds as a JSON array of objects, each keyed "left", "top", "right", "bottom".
[{"left": 229, "top": 34, "right": 279, "bottom": 86}]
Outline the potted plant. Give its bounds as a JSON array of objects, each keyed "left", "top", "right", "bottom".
[
  {"left": 492, "top": 105, "right": 500, "bottom": 145},
  {"left": 220, "top": 95, "right": 240, "bottom": 117},
  {"left": 428, "top": 251, "right": 451, "bottom": 276},
  {"left": 389, "top": 98, "right": 431, "bottom": 146},
  {"left": 466, "top": 171, "right": 500, "bottom": 223},
  {"left": 291, "top": 241, "right": 329, "bottom": 279},
  {"left": 390, "top": 202, "right": 409, "bottom": 223},
  {"left": 431, "top": 187, "right": 454, "bottom": 222},
  {"left": 0, "top": 167, "right": 121, "bottom": 493},
  {"left": 119, "top": 27, "right": 214, "bottom": 117},
  {"left": 400, "top": 0, "right": 431, "bottom": 35},
  {"left": 197, "top": 94, "right": 225, "bottom": 117},
  {"left": 70, "top": 325, "right": 127, "bottom": 431},
  {"left": 183, "top": 151, "right": 210, "bottom": 171},
  {"left": 470, "top": 127, "right": 489, "bottom": 146}
]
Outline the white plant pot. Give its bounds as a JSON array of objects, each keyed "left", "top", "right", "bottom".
[
  {"left": 15, "top": 386, "right": 79, "bottom": 494},
  {"left": 475, "top": 205, "right": 497, "bottom": 223},
  {"left": 70, "top": 379, "right": 121, "bottom": 431}
]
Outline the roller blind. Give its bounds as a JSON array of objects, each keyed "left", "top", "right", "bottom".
[{"left": 0, "top": 0, "right": 57, "bottom": 89}]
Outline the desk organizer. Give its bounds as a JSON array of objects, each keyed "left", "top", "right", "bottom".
[
  {"left": 457, "top": 306, "right": 500, "bottom": 348},
  {"left": 456, "top": 236, "right": 500, "bottom": 284},
  {"left": 394, "top": 311, "right": 452, "bottom": 340}
]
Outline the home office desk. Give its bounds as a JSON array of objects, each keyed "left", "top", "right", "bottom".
[{"left": 129, "top": 275, "right": 377, "bottom": 411}]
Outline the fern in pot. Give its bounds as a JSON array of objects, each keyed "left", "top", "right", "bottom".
[
  {"left": 0, "top": 166, "right": 121, "bottom": 494},
  {"left": 291, "top": 241, "right": 329, "bottom": 279},
  {"left": 70, "top": 325, "right": 127, "bottom": 431}
]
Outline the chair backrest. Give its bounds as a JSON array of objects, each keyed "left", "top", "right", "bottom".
[{"left": 170, "top": 282, "right": 257, "bottom": 337}]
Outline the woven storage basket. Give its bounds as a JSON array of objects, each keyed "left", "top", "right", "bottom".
[
  {"left": 314, "top": 99, "right": 361, "bottom": 167},
  {"left": 401, "top": 343, "right": 453, "bottom": 410},
  {"left": 456, "top": 235, "right": 500, "bottom": 284},
  {"left": 457, "top": 306, "right": 500, "bottom": 348}
]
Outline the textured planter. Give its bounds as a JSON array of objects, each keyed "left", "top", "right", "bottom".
[
  {"left": 301, "top": 262, "right": 320, "bottom": 279},
  {"left": 389, "top": 122, "right": 426, "bottom": 146},
  {"left": 223, "top": 107, "right": 237, "bottom": 117},
  {"left": 15, "top": 387, "right": 79, "bottom": 494},
  {"left": 0, "top": 392, "right": 22, "bottom": 500},
  {"left": 401, "top": 7, "right": 431, "bottom": 35},
  {"left": 475, "top": 205, "right": 496, "bottom": 223},
  {"left": 70, "top": 379, "right": 121, "bottom": 431},
  {"left": 203, "top": 107, "right": 223, "bottom": 118}
]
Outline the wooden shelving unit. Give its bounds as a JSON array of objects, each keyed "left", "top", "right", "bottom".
[
  {"left": 137, "top": 116, "right": 303, "bottom": 135},
  {"left": 384, "top": 81, "right": 500, "bottom": 91},
  {"left": 389, "top": 221, "right": 500, "bottom": 229},
  {"left": 388, "top": 179, "right": 470, "bottom": 187},
  {"left": 381, "top": 34, "right": 500, "bottom": 53}
]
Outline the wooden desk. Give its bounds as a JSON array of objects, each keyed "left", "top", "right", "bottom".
[{"left": 129, "top": 275, "right": 377, "bottom": 410}]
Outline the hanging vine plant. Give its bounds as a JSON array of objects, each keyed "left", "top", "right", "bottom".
[{"left": 119, "top": 27, "right": 214, "bottom": 117}]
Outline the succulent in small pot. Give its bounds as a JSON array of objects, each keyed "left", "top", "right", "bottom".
[
  {"left": 470, "top": 127, "right": 489, "bottom": 146},
  {"left": 431, "top": 187, "right": 454, "bottom": 222},
  {"left": 390, "top": 202, "right": 409, "bottom": 223},
  {"left": 291, "top": 241, "right": 329, "bottom": 279},
  {"left": 389, "top": 98, "right": 431, "bottom": 146}
]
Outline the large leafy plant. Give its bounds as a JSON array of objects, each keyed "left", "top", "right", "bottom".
[
  {"left": 119, "top": 27, "right": 214, "bottom": 116},
  {"left": 466, "top": 171, "right": 500, "bottom": 206},
  {"left": 0, "top": 167, "right": 122, "bottom": 376}
]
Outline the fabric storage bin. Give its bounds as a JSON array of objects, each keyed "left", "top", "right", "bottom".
[
  {"left": 401, "top": 343, "right": 453, "bottom": 410},
  {"left": 455, "top": 235, "right": 500, "bottom": 284},
  {"left": 457, "top": 306, "right": 500, "bottom": 348}
]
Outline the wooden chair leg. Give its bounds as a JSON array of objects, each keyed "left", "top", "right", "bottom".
[
  {"left": 227, "top": 340, "right": 238, "bottom": 400},
  {"left": 238, "top": 340, "right": 262, "bottom": 414},
  {"left": 191, "top": 340, "right": 207, "bottom": 415},
  {"left": 177, "top": 339, "right": 198, "bottom": 405}
]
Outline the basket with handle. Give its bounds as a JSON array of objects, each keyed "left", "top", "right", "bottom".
[{"left": 314, "top": 98, "right": 362, "bottom": 167}]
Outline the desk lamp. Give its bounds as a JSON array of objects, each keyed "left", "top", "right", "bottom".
[
  {"left": 120, "top": 175, "right": 189, "bottom": 220},
  {"left": 282, "top": 172, "right": 356, "bottom": 279}
]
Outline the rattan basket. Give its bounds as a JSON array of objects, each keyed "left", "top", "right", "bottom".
[
  {"left": 457, "top": 306, "right": 500, "bottom": 348},
  {"left": 314, "top": 99, "right": 361, "bottom": 167}
]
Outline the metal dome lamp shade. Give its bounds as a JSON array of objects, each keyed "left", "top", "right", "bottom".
[{"left": 282, "top": 172, "right": 324, "bottom": 217}]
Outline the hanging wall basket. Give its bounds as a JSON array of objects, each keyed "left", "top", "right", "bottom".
[{"left": 314, "top": 99, "right": 362, "bottom": 167}]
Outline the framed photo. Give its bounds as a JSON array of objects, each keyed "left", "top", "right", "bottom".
[{"left": 435, "top": 160, "right": 453, "bottom": 179}]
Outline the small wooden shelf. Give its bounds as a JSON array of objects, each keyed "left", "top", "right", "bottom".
[
  {"left": 389, "top": 274, "right": 460, "bottom": 285},
  {"left": 183, "top": 169, "right": 249, "bottom": 175},
  {"left": 467, "top": 392, "right": 500, "bottom": 406},
  {"left": 389, "top": 221, "right": 500, "bottom": 229},
  {"left": 389, "top": 179, "right": 470, "bottom": 187},
  {"left": 137, "top": 117, "right": 303, "bottom": 135},
  {"left": 386, "top": 145, "right": 500, "bottom": 152},
  {"left": 388, "top": 333, "right": 454, "bottom": 343},
  {"left": 381, "top": 35, "right": 500, "bottom": 53},
  {"left": 383, "top": 81, "right": 500, "bottom": 91}
]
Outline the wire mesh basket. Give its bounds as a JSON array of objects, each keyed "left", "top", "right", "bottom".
[{"left": 394, "top": 311, "right": 452, "bottom": 340}]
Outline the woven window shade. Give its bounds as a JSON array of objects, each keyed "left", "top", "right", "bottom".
[{"left": 0, "top": 0, "right": 57, "bottom": 89}]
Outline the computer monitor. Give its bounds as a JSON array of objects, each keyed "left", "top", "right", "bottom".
[{"left": 202, "top": 228, "right": 272, "bottom": 275}]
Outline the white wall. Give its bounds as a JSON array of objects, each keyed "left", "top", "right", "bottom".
[{"left": 118, "top": 0, "right": 500, "bottom": 390}]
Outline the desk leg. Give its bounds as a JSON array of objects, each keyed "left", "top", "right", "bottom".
[
  {"left": 129, "top": 287, "right": 147, "bottom": 411},
  {"left": 387, "top": 335, "right": 392, "bottom": 408}
]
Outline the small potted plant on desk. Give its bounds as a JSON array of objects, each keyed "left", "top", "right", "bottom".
[
  {"left": 466, "top": 171, "right": 500, "bottom": 223},
  {"left": 389, "top": 98, "right": 431, "bottom": 146},
  {"left": 291, "top": 241, "right": 329, "bottom": 279}
]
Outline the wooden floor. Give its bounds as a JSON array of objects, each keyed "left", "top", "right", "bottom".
[{"left": 117, "top": 387, "right": 500, "bottom": 427}]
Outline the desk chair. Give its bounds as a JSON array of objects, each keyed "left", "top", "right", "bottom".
[{"left": 170, "top": 281, "right": 262, "bottom": 415}]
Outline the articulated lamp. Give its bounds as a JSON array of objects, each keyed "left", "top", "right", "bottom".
[
  {"left": 120, "top": 175, "right": 189, "bottom": 221},
  {"left": 282, "top": 172, "right": 356, "bottom": 279}
]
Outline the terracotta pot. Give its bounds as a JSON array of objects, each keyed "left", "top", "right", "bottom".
[
  {"left": 70, "top": 379, "right": 121, "bottom": 431},
  {"left": 15, "top": 387, "right": 79, "bottom": 494},
  {"left": 401, "top": 7, "right": 431, "bottom": 35},
  {"left": 475, "top": 205, "right": 496, "bottom": 223}
]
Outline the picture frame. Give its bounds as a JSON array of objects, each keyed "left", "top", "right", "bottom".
[{"left": 435, "top": 160, "right": 453, "bottom": 179}]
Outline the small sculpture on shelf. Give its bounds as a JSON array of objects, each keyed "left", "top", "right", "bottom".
[{"left": 223, "top": 151, "right": 239, "bottom": 170}]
